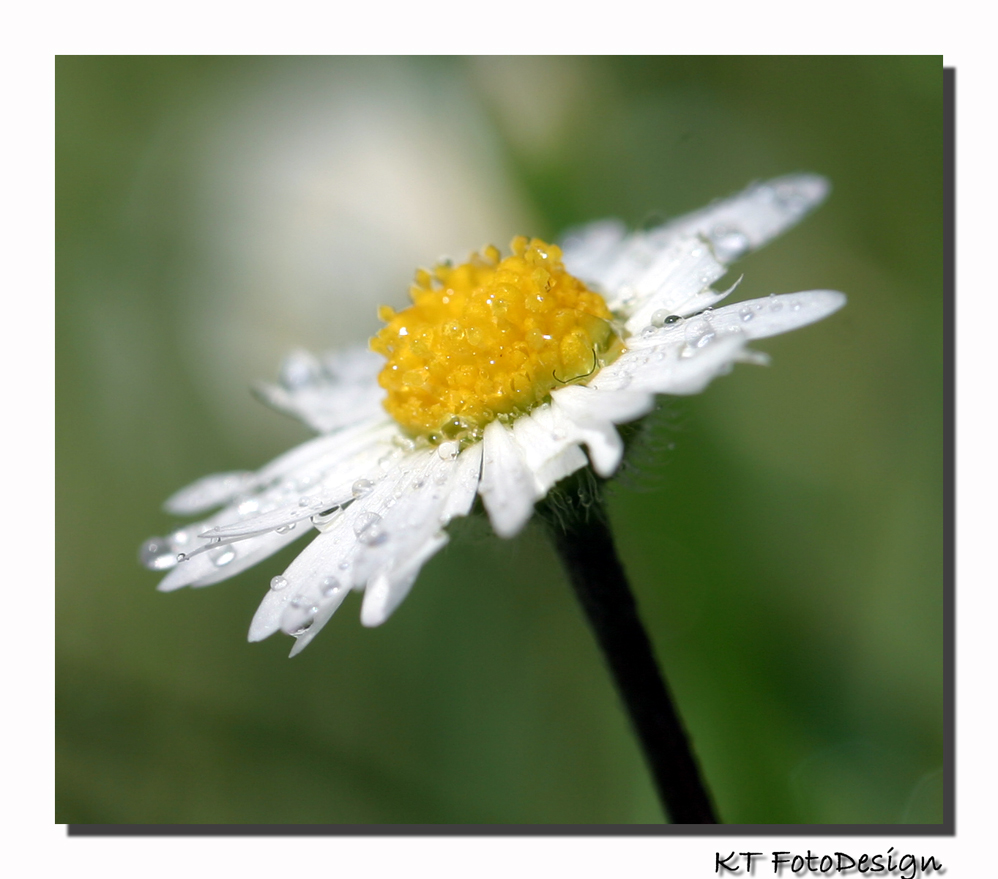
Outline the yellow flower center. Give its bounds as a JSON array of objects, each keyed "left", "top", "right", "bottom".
[{"left": 370, "top": 236, "right": 623, "bottom": 443}]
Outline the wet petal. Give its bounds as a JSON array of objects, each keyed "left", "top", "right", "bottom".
[
  {"left": 651, "top": 173, "right": 830, "bottom": 262},
  {"left": 253, "top": 346, "right": 387, "bottom": 434},
  {"left": 478, "top": 420, "right": 538, "bottom": 538}
]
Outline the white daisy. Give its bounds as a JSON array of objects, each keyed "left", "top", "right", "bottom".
[{"left": 141, "top": 174, "right": 845, "bottom": 656}]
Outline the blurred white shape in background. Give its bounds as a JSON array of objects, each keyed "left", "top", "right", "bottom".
[{"left": 180, "top": 59, "right": 531, "bottom": 450}]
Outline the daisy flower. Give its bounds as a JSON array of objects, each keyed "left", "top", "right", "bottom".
[{"left": 140, "top": 174, "right": 845, "bottom": 658}]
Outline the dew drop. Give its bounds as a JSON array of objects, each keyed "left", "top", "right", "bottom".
[
  {"left": 640, "top": 325, "right": 657, "bottom": 338},
  {"left": 139, "top": 538, "right": 176, "bottom": 570},
  {"left": 209, "top": 545, "right": 236, "bottom": 567},
  {"left": 391, "top": 434, "right": 416, "bottom": 452},
  {"left": 276, "top": 522, "right": 297, "bottom": 534},
  {"left": 709, "top": 226, "right": 750, "bottom": 261},
  {"left": 354, "top": 512, "right": 387, "bottom": 546},
  {"left": 768, "top": 293, "right": 784, "bottom": 312},
  {"left": 270, "top": 576, "right": 289, "bottom": 592},
  {"left": 436, "top": 441, "right": 460, "bottom": 461},
  {"left": 321, "top": 577, "right": 341, "bottom": 598},
  {"left": 311, "top": 507, "right": 341, "bottom": 531},
  {"left": 290, "top": 619, "right": 314, "bottom": 637},
  {"left": 684, "top": 317, "right": 716, "bottom": 350},
  {"left": 739, "top": 306, "right": 755, "bottom": 322},
  {"left": 176, "top": 552, "right": 188, "bottom": 563},
  {"left": 298, "top": 496, "right": 314, "bottom": 508},
  {"left": 352, "top": 478, "right": 375, "bottom": 498}
]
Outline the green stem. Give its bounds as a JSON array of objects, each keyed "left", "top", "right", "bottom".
[{"left": 540, "top": 475, "right": 719, "bottom": 824}]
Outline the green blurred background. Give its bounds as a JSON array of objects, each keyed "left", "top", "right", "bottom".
[{"left": 56, "top": 56, "right": 944, "bottom": 825}]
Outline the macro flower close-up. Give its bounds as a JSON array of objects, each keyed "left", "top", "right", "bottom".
[
  {"left": 58, "top": 56, "right": 943, "bottom": 827},
  {"left": 140, "top": 175, "right": 845, "bottom": 660}
]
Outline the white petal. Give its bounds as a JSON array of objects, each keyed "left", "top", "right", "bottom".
[
  {"left": 163, "top": 471, "right": 255, "bottom": 516},
  {"left": 562, "top": 175, "right": 829, "bottom": 322},
  {"left": 478, "top": 420, "right": 539, "bottom": 538},
  {"left": 560, "top": 219, "right": 628, "bottom": 282},
  {"left": 551, "top": 385, "right": 656, "bottom": 425},
  {"left": 589, "top": 234, "right": 727, "bottom": 324},
  {"left": 511, "top": 405, "right": 588, "bottom": 495},
  {"left": 696, "top": 290, "right": 847, "bottom": 340},
  {"left": 252, "top": 417, "right": 396, "bottom": 487},
  {"left": 248, "top": 450, "right": 424, "bottom": 639},
  {"left": 158, "top": 526, "right": 305, "bottom": 591},
  {"left": 253, "top": 346, "right": 387, "bottom": 434},
  {"left": 592, "top": 332, "right": 750, "bottom": 398},
  {"left": 650, "top": 174, "right": 830, "bottom": 263},
  {"left": 359, "top": 537, "right": 445, "bottom": 628},
  {"left": 250, "top": 442, "right": 482, "bottom": 645},
  {"left": 439, "top": 441, "right": 483, "bottom": 525},
  {"left": 287, "top": 596, "right": 346, "bottom": 657},
  {"left": 347, "top": 451, "right": 458, "bottom": 588}
]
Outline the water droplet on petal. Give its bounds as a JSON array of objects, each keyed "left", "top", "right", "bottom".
[
  {"left": 270, "top": 576, "right": 289, "bottom": 591},
  {"left": 321, "top": 577, "right": 341, "bottom": 598},
  {"left": 311, "top": 507, "right": 341, "bottom": 531},
  {"left": 684, "top": 317, "right": 716, "bottom": 350},
  {"left": 352, "top": 478, "right": 374, "bottom": 498},
  {"left": 354, "top": 512, "right": 387, "bottom": 546},
  {"left": 139, "top": 538, "right": 176, "bottom": 570},
  {"left": 709, "top": 226, "right": 750, "bottom": 261},
  {"left": 650, "top": 309, "right": 678, "bottom": 328},
  {"left": 641, "top": 325, "right": 657, "bottom": 338},
  {"left": 436, "top": 441, "right": 460, "bottom": 461},
  {"left": 276, "top": 522, "right": 297, "bottom": 534},
  {"left": 739, "top": 306, "right": 755, "bottom": 322},
  {"left": 209, "top": 545, "right": 236, "bottom": 567},
  {"left": 176, "top": 552, "right": 188, "bottom": 563},
  {"left": 768, "top": 293, "right": 783, "bottom": 312}
]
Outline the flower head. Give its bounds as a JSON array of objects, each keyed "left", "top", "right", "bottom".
[{"left": 141, "top": 174, "right": 845, "bottom": 656}]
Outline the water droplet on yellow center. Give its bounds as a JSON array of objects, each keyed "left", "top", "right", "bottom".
[{"left": 371, "top": 237, "right": 623, "bottom": 443}]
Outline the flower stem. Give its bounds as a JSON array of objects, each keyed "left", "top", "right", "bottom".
[{"left": 540, "top": 475, "right": 719, "bottom": 824}]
